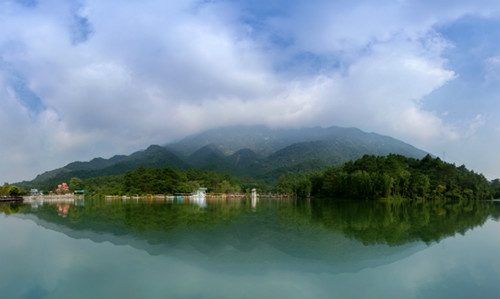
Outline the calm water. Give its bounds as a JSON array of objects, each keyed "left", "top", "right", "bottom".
[{"left": 0, "top": 197, "right": 499, "bottom": 299}]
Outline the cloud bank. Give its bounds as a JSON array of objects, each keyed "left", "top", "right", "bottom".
[{"left": 1, "top": 0, "right": 499, "bottom": 182}]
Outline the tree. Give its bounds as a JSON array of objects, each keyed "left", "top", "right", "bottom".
[
  {"left": 321, "top": 168, "right": 347, "bottom": 196},
  {"left": 409, "top": 173, "right": 430, "bottom": 199},
  {"left": 372, "top": 173, "right": 393, "bottom": 198},
  {"left": 311, "top": 154, "right": 493, "bottom": 200},
  {"left": 179, "top": 181, "right": 201, "bottom": 193},
  {"left": 295, "top": 175, "right": 312, "bottom": 198},
  {"left": 56, "top": 182, "right": 70, "bottom": 194},
  {"left": 215, "top": 180, "right": 233, "bottom": 193},
  {"left": 69, "top": 177, "right": 84, "bottom": 191},
  {"left": 348, "top": 170, "right": 373, "bottom": 199},
  {"left": 309, "top": 171, "right": 324, "bottom": 196},
  {"left": 1, "top": 183, "right": 10, "bottom": 196},
  {"left": 8, "top": 186, "right": 20, "bottom": 197},
  {"left": 433, "top": 184, "right": 447, "bottom": 199},
  {"left": 186, "top": 168, "right": 206, "bottom": 181},
  {"left": 277, "top": 174, "right": 295, "bottom": 194},
  {"left": 490, "top": 179, "right": 500, "bottom": 199},
  {"left": 393, "top": 170, "right": 411, "bottom": 197}
]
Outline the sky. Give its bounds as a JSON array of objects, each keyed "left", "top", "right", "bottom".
[{"left": 0, "top": 0, "right": 499, "bottom": 184}]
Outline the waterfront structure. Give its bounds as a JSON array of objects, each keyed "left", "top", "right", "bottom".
[
  {"left": 30, "top": 189, "right": 43, "bottom": 197},
  {"left": 190, "top": 188, "right": 208, "bottom": 207}
]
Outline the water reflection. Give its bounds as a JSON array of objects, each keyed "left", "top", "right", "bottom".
[
  {"left": 56, "top": 203, "right": 70, "bottom": 218},
  {"left": 310, "top": 199, "right": 500, "bottom": 245},
  {"left": 6, "top": 197, "right": 499, "bottom": 248},
  {"left": 251, "top": 195, "right": 258, "bottom": 211},
  {"left": 23, "top": 196, "right": 85, "bottom": 209},
  {"left": 1, "top": 197, "right": 499, "bottom": 298}
]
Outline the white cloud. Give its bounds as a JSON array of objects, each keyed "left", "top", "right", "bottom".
[
  {"left": 308, "top": 38, "right": 459, "bottom": 141},
  {"left": 0, "top": 0, "right": 499, "bottom": 182},
  {"left": 483, "top": 56, "right": 500, "bottom": 83},
  {"left": 465, "top": 114, "right": 486, "bottom": 137}
]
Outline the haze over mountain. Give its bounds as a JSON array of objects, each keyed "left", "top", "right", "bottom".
[
  {"left": 18, "top": 125, "right": 429, "bottom": 189},
  {"left": 167, "top": 125, "right": 428, "bottom": 158},
  {"left": 1, "top": 1, "right": 498, "bottom": 185}
]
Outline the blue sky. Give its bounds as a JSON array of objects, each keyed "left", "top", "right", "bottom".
[{"left": 0, "top": 0, "right": 499, "bottom": 183}]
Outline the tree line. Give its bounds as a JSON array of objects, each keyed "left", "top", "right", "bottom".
[
  {"left": 0, "top": 183, "right": 25, "bottom": 197},
  {"left": 80, "top": 166, "right": 242, "bottom": 195},
  {"left": 277, "top": 154, "right": 494, "bottom": 200},
  {"left": 20, "top": 154, "right": 498, "bottom": 200}
]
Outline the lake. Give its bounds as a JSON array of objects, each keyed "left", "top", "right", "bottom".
[{"left": 0, "top": 197, "right": 499, "bottom": 299}]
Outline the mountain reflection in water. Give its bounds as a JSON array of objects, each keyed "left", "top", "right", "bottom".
[
  {"left": 10, "top": 197, "right": 500, "bottom": 261},
  {"left": 1, "top": 197, "right": 499, "bottom": 299}
]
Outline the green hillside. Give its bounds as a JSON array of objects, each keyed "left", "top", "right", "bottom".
[
  {"left": 186, "top": 144, "right": 233, "bottom": 173},
  {"left": 17, "top": 145, "right": 190, "bottom": 191},
  {"left": 17, "top": 125, "right": 431, "bottom": 190},
  {"left": 166, "top": 125, "right": 428, "bottom": 158}
]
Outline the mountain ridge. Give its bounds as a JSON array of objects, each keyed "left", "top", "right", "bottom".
[{"left": 17, "top": 125, "right": 430, "bottom": 189}]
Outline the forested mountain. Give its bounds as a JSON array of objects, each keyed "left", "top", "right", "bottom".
[
  {"left": 168, "top": 125, "right": 430, "bottom": 181},
  {"left": 166, "top": 125, "right": 428, "bottom": 158},
  {"left": 27, "top": 155, "right": 127, "bottom": 185},
  {"left": 185, "top": 144, "right": 233, "bottom": 173},
  {"left": 17, "top": 145, "right": 190, "bottom": 190},
  {"left": 17, "top": 125, "right": 430, "bottom": 190}
]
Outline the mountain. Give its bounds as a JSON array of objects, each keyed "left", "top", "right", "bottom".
[
  {"left": 105, "top": 145, "right": 190, "bottom": 174},
  {"left": 27, "top": 155, "right": 128, "bottom": 185},
  {"left": 227, "top": 149, "right": 263, "bottom": 177},
  {"left": 186, "top": 144, "right": 233, "bottom": 173},
  {"left": 165, "top": 125, "right": 350, "bottom": 156},
  {"left": 166, "top": 125, "right": 427, "bottom": 159},
  {"left": 167, "top": 125, "right": 428, "bottom": 177},
  {"left": 263, "top": 132, "right": 428, "bottom": 169},
  {"left": 18, "top": 125, "right": 430, "bottom": 189},
  {"left": 18, "top": 145, "right": 190, "bottom": 190}
]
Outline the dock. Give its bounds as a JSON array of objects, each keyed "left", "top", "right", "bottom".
[{"left": 0, "top": 197, "right": 23, "bottom": 203}]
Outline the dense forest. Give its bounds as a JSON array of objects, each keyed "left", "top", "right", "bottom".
[
  {"left": 80, "top": 167, "right": 243, "bottom": 195},
  {"left": 13, "top": 154, "right": 498, "bottom": 200},
  {"left": 278, "top": 154, "right": 494, "bottom": 200},
  {"left": 491, "top": 178, "right": 500, "bottom": 198},
  {"left": 0, "top": 183, "right": 25, "bottom": 197}
]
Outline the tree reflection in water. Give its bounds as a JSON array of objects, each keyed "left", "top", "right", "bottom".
[{"left": 9, "top": 196, "right": 499, "bottom": 248}]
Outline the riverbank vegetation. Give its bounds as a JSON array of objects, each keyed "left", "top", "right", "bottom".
[
  {"left": 24, "top": 154, "right": 496, "bottom": 200},
  {"left": 1, "top": 183, "right": 26, "bottom": 197},
  {"left": 491, "top": 179, "right": 500, "bottom": 198},
  {"left": 82, "top": 166, "right": 243, "bottom": 195},
  {"left": 278, "top": 154, "right": 494, "bottom": 200}
]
